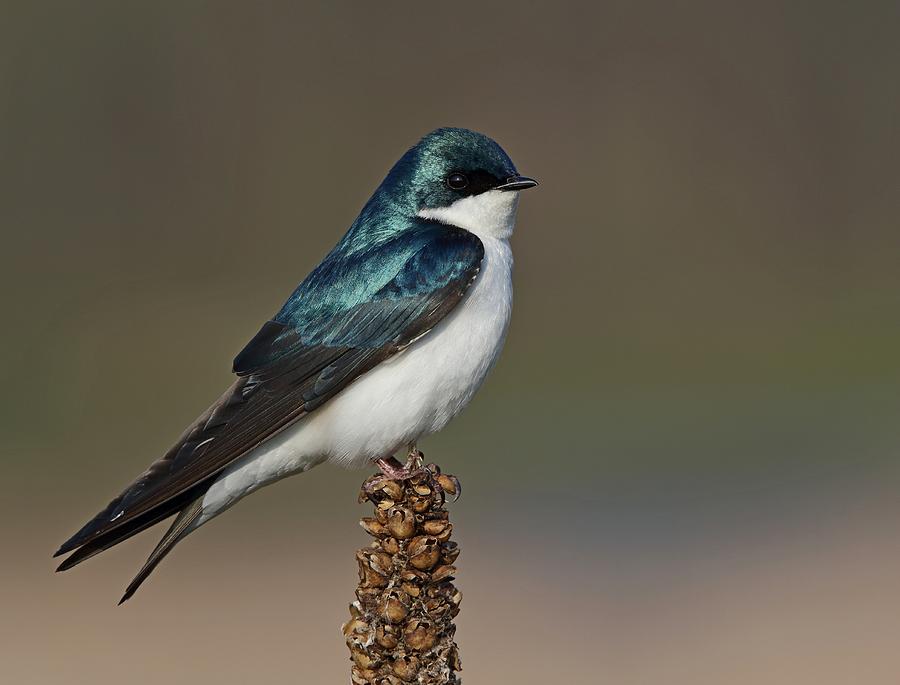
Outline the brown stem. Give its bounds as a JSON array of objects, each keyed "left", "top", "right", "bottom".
[{"left": 343, "top": 460, "right": 462, "bottom": 684}]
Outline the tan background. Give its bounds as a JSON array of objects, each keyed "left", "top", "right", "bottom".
[{"left": 2, "top": 1, "right": 900, "bottom": 683}]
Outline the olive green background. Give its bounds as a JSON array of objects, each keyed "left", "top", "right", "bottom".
[{"left": 2, "top": 1, "right": 900, "bottom": 683}]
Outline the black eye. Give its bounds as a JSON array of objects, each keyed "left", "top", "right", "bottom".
[{"left": 446, "top": 172, "right": 469, "bottom": 190}]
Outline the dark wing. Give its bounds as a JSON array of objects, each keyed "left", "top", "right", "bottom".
[{"left": 55, "top": 222, "right": 484, "bottom": 561}]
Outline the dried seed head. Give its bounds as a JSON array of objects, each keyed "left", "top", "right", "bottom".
[
  {"left": 407, "top": 536, "right": 441, "bottom": 571},
  {"left": 385, "top": 506, "right": 416, "bottom": 539},
  {"left": 349, "top": 462, "right": 461, "bottom": 684}
]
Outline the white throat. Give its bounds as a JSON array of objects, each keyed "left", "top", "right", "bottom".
[{"left": 417, "top": 190, "right": 520, "bottom": 240}]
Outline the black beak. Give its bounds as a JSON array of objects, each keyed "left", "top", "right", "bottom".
[{"left": 495, "top": 175, "right": 539, "bottom": 191}]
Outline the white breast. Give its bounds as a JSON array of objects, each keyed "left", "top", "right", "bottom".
[
  {"left": 200, "top": 190, "right": 518, "bottom": 518},
  {"left": 314, "top": 234, "right": 513, "bottom": 466}
]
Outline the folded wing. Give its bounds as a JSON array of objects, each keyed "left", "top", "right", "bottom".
[{"left": 55, "top": 221, "right": 484, "bottom": 562}]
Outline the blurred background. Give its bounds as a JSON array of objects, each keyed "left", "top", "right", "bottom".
[{"left": 2, "top": 1, "right": 900, "bottom": 682}]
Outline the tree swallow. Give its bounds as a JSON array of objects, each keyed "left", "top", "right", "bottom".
[{"left": 54, "top": 127, "right": 537, "bottom": 603}]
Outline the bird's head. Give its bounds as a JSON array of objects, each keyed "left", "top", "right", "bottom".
[{"left": 374, "top": 128, "right": 538, "bottom": 240}]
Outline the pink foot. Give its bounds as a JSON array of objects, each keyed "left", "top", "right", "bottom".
[{"left": 362, "top": 450, "right": 426, "bottom": 496}]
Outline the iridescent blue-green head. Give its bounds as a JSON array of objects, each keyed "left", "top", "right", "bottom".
[
  {"left": 351, "top": 128, "right": 537, "bottom": 243},
  {"left": 386, "top": 127, "right": 536, "bottom": 209}
]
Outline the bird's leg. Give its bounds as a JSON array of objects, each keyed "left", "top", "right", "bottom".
[
  {"left": 374, "top": 443, "right": 424, "bottom": 479},
  {"left": 373, "top": 456, "right": 410, "bottom": 480},
  {"left": 364, "top": 444, "right": 427, "bottom": 495}
]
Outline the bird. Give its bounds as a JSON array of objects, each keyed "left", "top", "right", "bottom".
[{"left": 53, "top": 127, "right": 537, "bottom": 603}]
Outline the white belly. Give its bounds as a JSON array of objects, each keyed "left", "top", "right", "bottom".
[{"left": 200, "top": 236, "right": 513, "bottom": 518}]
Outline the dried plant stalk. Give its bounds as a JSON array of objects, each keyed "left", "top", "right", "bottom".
[{"left": 343, "top": 461, "right": 462, "bottom": 684}]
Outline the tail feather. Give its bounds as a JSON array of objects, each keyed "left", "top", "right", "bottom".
[
  {"left": 55, "top": 480, "right": 209, "bottom": 572},
  {"left": 56, "top": 507, "right": 177, "bottom": 572},
  {"left": 119, "top": 496, "right": 204, "bottom": 604}
]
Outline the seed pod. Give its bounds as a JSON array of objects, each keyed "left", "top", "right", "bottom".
[
  {"left": 436, "top": 474, "right": 461, "bottom": 500},
  {"left": 408, "top": 494, "right": 432, "bottom": 513},
  {"left": 375, "top": 676, "right": 403, "bottom": 685},
  {"left": 367, "top": 551, "right": 393, "bottom": 576},
  {"left": 430, "top": 564, "right": 457, "bottom": 583},
  {"left": 400, "top": 568, "right": 428, "bottom": 583},
  {"left": 379, "top": 480, "right": 404, "bottom": 500},
  {"left": 448, "top": 645, "right": 462, "bottom": 671},
  {"left": 403, "top": 618, "right": 438, "bottom": 652},
  {"left": 356, "top": 586, "right": 382, "bottom": 603},
  {"left": 400, "top": 581, "right": 420, "bottom": 598},
  {"left": 360, "top": 517, "right": 386, "bottom": 537},
  {"left": 377, "top": 498, "right": 395, "bottom": 510},
  {"left": 342, "top": 616, "right": 369, "bottom": 637},
  {"left": 379, "top": 590, "right": 409, "bottom": 624},
  {"left": 352, "top": 648, "right": 379, "bottom": 670},
  {"left": 408, "top": 536, "right": 441, "bottom": 571},
  {"left": 352, "top": 665, "right": 378, "bottom": 684},
  {"left": 374, "top": 506, "right": 389, "bottom": 524},
  {"left": 412, "top": 482, "right": 432, "bottom": 496},
  {"left": 359, "top": 565, "right": 389, "bottom": 589},
  {"left": 391, "top": 654, "right": 420, "bottom": 681},
  {"left": 375, "top": 624, "right": 399, "bottom": 649},
  {"left": 441, "top": 541, "right": 460, "bottom": 564},
  {"left": 386, "top": 506, "right": 416, "bottom": 539},
  {"left": 424, "top": 598, "right": 449, "bottom": 620},
  {"left": 381, "top": 537, "right": 400, "bottom": 555},
  {"left": 422, "top": 519, "right": 450, "bottom": 537}
]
